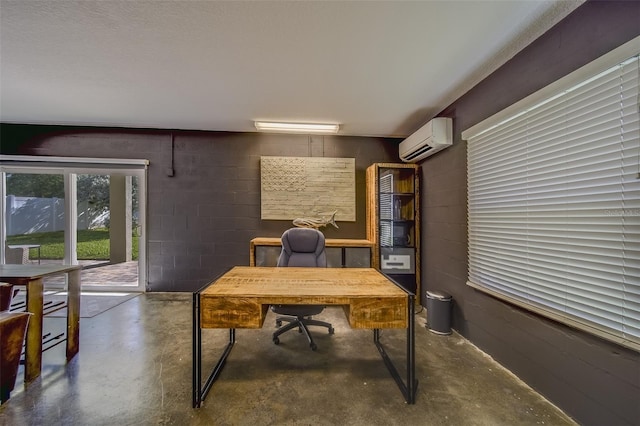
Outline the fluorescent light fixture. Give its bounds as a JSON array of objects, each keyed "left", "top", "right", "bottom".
[{"left": 254, "top": 121, "right": 339, "bottom": 134}]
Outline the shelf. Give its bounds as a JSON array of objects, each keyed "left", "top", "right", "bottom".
[{"left": 366, "top": 163, "right": 421, "bottom": 301}]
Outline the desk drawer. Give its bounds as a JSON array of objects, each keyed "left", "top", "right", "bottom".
[
  {"left": 345, "top": 297, "right": 407, "bottom": 329},
  {"left": 200, "top": 297, "right": 268, "bottom": 329}
]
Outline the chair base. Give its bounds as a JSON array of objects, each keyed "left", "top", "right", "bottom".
[{"left": 273, "top": 315, "right": 334, "bottom": 351}]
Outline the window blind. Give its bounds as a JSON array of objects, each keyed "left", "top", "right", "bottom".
[
  {"left": 465, "top": 51, "right": 640, "bottom": 351},
  {"left": 379, "top": 173, "right": 393, "bottom": 247}
]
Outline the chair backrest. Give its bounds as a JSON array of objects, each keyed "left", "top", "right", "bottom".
[
  {"left": 277, "top": 228, "right": 326, "bottom": 268},
  {"left": 4, "top": 245, "right": 29, "bottom": 265},
  {"left": 0, "top": 283, "right": 14, "bottom": 312}
]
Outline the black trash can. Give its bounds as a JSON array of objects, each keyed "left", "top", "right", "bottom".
[{"left": 426, "top": 290, "right": 452, "bottom": 335}]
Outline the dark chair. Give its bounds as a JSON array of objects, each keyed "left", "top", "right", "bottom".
[
  {"left": 1, "top": 311, "right": 31, "bottom": 403},
  {"left": 271, "top": 228, "right": 334, "bottom": 351},
  {"left": 0, "top": 283, "right": 15, "bottom": 312}
]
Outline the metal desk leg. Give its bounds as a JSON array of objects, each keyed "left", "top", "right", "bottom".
[
  {"left": 406, "top": 296, "right": 416, "bottom": 403},
  {"left": 193, "top": 292, "right": 201, "bottom": 408},
  {"left": 193, "top": 292, "right": 236, "bottom": 408},
  {"left": 373, "top": 294, "right": 418, "bottom": 404}
]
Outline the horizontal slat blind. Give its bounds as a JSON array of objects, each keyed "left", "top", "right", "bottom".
[
  {"left": 379, "top": 174, "right": 393, "bottom": 247},
  {"left": 467, "top": 53, "right": 640, "bottom": 351}
]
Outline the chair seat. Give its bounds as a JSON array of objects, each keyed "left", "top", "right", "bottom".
[{"left": 271, "top": 304, "right": 324, "bottom": 317}]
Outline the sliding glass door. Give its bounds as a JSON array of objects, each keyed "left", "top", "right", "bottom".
[{"left": 1, "top": 158, "right": 147, "bottom": 292}]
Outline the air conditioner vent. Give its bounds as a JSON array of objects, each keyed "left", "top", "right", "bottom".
[
  {"left": 403, "top": 144, "right": 433, "bottom": 161},
  {"left": 399, "top": 117, "right": 452, "bottom": 163}
]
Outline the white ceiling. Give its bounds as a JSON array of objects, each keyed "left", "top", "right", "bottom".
[{"left": 0, "top": 0, "right": 582, "bottom": 138}]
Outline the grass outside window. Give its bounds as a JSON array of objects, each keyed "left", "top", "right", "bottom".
[{"left": 6, "top": 228, "right": 139, "bottom": 260}]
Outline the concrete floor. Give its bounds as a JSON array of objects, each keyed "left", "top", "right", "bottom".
[{"left": 0, "top": 293, "right": 577, "bottom": 426}]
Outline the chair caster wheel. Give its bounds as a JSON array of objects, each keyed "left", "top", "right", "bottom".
[
  {"left": 273, "top": 337, "right": 280, "bottom": 345},
  {"left": 328, "top": 327, "right": 335, "bottom": 335},
  {"left": 310, "top": 343, "right": 317, "bottom": 351},
  {"left": 276, "top": 320, "right": 282, "bottom": 327}
]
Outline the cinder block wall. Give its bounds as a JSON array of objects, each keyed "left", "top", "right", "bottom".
[
  {"left": 418, "top": 2, "right": 640, "bottom": 425},
  {"left": 1, "top": 127, "right": 400, "bottom": 291}
]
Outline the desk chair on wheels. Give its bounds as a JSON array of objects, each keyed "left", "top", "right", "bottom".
[{"left": 271, "top": 227, "right": 334, "bottom": 351}]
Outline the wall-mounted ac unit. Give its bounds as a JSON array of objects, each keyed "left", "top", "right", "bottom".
[{"left": 399, "top": 117, "right": 453, "bottom": 163}]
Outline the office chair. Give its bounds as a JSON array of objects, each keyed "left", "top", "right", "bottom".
[{"left": 271, "top": 227, "right": 334, "bottom": 351}]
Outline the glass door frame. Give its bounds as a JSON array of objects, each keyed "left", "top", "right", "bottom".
[{"left": 0, "top": 155, "right": 148, "bottom": 292}]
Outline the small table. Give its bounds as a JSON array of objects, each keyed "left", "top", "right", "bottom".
[
  {"left": 8, "top": 244, "right": 41, "bottom": 264},
  {"left": 0, "top": 264, "right": 81, "bottom": 383},
  {"left": 193, "top": 266, "right": 417, "bottom": 408},
  {"left": 249, "top": 237, "right": 374, "bottom": 267}
]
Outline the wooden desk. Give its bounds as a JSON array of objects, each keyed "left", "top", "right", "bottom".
[
  {"left": 193, "top": 266, "right": 416, "bottom": 407},
  {"left": 0, "top": 264, "right": 81, "bottom": 383}
]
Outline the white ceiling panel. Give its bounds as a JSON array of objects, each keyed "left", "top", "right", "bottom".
[{"left": 0, "top": 0, "right": 583, "bottom": 137}]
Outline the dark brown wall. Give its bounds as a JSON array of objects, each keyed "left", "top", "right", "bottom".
[
  {"left": 0, "top": 126, "right": 400, "bottom": 291},
  {"left": 419, "top": 1, "right": 640, "bottom": 425}
]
